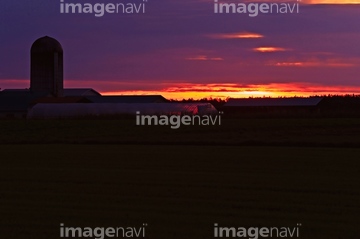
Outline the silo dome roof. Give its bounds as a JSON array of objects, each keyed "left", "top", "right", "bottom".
[{"left": 31, "top": 36, "right": 63, "bottom": 53}]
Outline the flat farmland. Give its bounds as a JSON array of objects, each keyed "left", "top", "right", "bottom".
[{"left": 0, "top": 145, "right": 359, "bottom": 238}]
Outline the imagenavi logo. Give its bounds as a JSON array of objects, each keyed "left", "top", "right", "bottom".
[
  {"left": 59, "top": 0, "right": 149, "bottom": 17},
  {"left": 214, "top": 223, "right": 302, "bottom": 238},
  {"left": 60, "top": 223, "right": 148, "bottom": 239},
  {"left": 136, "top": 111, "right": 223, "bottom": 129},
  {"left": 213, "top": 0, "right": 300, "bottom": 17}
]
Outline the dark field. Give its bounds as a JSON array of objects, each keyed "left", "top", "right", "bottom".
[
  {"left": 1, "top": 118, "right": 360, "bottom": 146},
  {"left": 1, "top": 145, "right": 359, "bottom": 239},
  {"left": 1, "top": 119, "right": 360, "bottom": 238}
]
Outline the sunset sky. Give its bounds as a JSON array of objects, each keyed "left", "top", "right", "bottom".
[{"left": 0, "top": 0, "right": 359, "bottom": 99}]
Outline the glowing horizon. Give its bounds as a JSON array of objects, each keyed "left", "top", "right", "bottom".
[
  {"left": 2, "top": 79, "right": 360, "bottom": 100},
  {"left": 100, "top": 83, "right": 360, "bottom": 100}
]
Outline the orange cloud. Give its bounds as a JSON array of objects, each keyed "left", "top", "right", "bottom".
[
  {"left": 209, "top": 32, "right": 264, "bottom": 39},
  {"left": 253, "top": 47, "right": 288, "bottom": 53},
  {"left": 185, "top": 55, "right": 224, "bottom": 61}
]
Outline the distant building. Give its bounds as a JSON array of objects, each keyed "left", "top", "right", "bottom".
[
  {"left": 223, "top": 97, "right": 323, "bottom": 117},
  {"left": 0, "top": 90, "right": 50, "bottom": 118},
  {"left": 224, "top": 98, "right": 323, "bottom": 107}
]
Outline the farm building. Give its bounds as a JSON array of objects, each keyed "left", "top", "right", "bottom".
[
  {"left": 0, "top": 36, "right": 215, "bottom": 118},
  {"left": 27, "top": 103, "right": 218, "bottom": 119},
  {"left": 223, "top": 97, "right": 324, "bottom": 117},
  {"left": 0, "top": 90, "right": 51, "bottom": 118},
  {"left": 316, "top": 96, "right": 360, "bottom": 117}
]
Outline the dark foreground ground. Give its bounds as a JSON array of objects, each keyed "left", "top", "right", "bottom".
[
  {"left": 1, "top": 145, "right": 359, "bottom": 239},
  {"left": 1, "top": 118, "right": 360, "bottom": 146}
]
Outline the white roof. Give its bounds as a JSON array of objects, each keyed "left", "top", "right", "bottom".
[{"left": 27, "top": 103, "right": 218, "bottom": 119}]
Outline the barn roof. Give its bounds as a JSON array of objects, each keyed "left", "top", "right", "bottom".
[
  {"left": 224, "top": 97, "right": 323, "bottom": 107},
  {"left": 85, "top": 95, "right": 168, "bottom": 103},
  {"left": 63, "top": 88, "right": 101, "bottom": 97},
  {"left": 31, "top": 97, "right": 91, "bottom": 104}
]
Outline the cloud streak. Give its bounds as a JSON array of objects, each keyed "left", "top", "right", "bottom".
[
  {"left": 253, "top": 47, "right": 289, "bottom": 53},
  {"left": 208, "top": 32, "right": 264, "bottom": 39},
  {"left": 271, "top": 57, "right": 359, "bottom": 67},
  {"left": 185, "top": 55, "right": 224, "bottom": 61}
]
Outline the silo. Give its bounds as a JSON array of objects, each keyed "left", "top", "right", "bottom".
[{"left": 30, "top": 36, "right": 63, "bottom": 97}]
